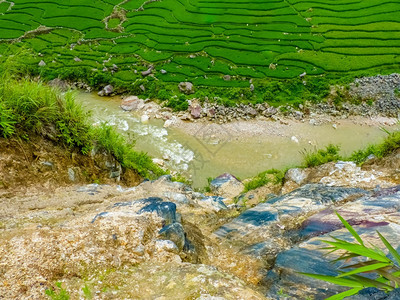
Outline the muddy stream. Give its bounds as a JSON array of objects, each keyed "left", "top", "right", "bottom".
[{"left": 76, "top": 92, "right": 398, "bottom": 187}]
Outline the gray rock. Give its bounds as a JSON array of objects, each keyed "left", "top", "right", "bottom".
[
  {"left": 285, "top": 168, "right": 308, "bottom": 185},
  {"left": 98, "top": 84, "right": 113, "bottom": 96},
  {"left": 68, "top": 168, "right": 75, "bottom": 182},
  {"left": 38, "top": 60, "right": 46, "bottom": 67},
  {"left": 223, "top": 75, "right": 231, "bottom": 81},
  {"left": 158, "top": 222, "right": 186, "bottom": 251},
  {"left": 73, "top": 57, "right": 81, "bottom": 62},
  {"left": 210, "top": 173, "right": 244, "bottom": 199},
  {"left": 189, "top": 103, "right": 202, "bottom": 119},
  {"left": 198, "top": 196, "right": 228, "bottom": 212},
  {"left": 120, "top": 96, "right": 145, "bottom": 111},
  {"left": 214, "top": 184, "right": 368, "bottom": 239},
  {"left": 141, "top": 65, "right": 154, "bottom": 76},
  {"left": 178, "top": 82, "right": 194, "bottom": 94}
]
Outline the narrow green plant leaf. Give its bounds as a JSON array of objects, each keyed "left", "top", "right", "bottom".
[
  {"left": 326, "top": 288, "right": 362, "bottom": 300},
  {"left": 299, "top": 273, "right": 365, "bottom": 288},
  {"left": 342, "top": 260, "right": 383, "bottom": 269},
  {"left": 335, "top": 212, "right": 364, "bottom": 246},
  {"left": 376, "top": 269, "right": 400, "bottom": 286},
  {"left": 377, "top": 231, "right": 400, "bottom": 266},
  {"left": 337, "top": 262, "right": 390, "bottom": 277},
  {"left": 323, "top": 241, "right": 391, "bottom": 263},
  {"left": 350, "top": 274, "right": 394, "bottom": 291}
]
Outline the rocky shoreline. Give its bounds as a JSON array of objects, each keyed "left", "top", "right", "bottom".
[{"left": 50, "top": 73, "right": 400, "bottom": 127}]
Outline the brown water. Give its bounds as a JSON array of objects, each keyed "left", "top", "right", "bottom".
[{"left": 76, "top": 92, "right": 397, "bottom": 187}]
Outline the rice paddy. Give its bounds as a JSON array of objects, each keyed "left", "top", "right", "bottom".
[{"left": 0, "top": 0, "right": 399, "bottom": 88}]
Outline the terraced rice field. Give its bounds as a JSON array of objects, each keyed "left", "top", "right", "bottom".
[{"left": 0, "top": 0, "right": 400, "bottom": 87}]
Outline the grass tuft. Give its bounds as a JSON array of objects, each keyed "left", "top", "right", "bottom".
[{"left": 302, "top": 144, "right": 342, "bottom": 168}]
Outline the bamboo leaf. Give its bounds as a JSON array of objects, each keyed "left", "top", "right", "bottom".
[
  {"left": 377, "top": 231, "right": 400, "bottom": 266},
  {"left": 342, "top": 260, "right": 382, "bottom": 269},
  {"left": 299, "top": 273, "right": 365, "bottom": 288},
  {"left": 324, "top": 241, "right": 391, "bottom": 263},
  {"left": 337, "top": 262, "right": 390, "bottom": 277},
  {"left": 376, "top": 269, "right": 400, "bottom": 286},
  {"left": 326, "top": 288, "right": 362, "bottom": 300},
  {"left": 335, "top": 211, "right": 364, "bottom": 246},
  {"left": 350, "top": 275, "right": 394, "bottom": 291}
]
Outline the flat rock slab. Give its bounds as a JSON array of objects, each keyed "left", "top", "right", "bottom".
[{"left": 214, "top": 184, "right": 368, "bottom": 239}]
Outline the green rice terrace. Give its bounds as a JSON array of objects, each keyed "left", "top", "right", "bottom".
[{"left": 0, "top": 0, "right": 400, "bottom": 100}]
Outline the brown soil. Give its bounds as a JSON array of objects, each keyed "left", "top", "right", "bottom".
[{"left": 0, "top": 135, "right": 142, "bottom": 198}]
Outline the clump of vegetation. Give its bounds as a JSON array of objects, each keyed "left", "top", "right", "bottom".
[
  {"left": 94, "top": 124, "right": 165, "bottom": 178},
  {"left": 45, "top": 282, "right": 70, "bottom": 300},
  {"left": 164, "top": 95, "right": 189, "bottom": 112},
  {"left": 0, "top": 52, "right": 167, "bottom": 179},
  {"left": 302, "top": 144, "right": 342, "bottom": 168},
  {"left": 243, "top": 169, "right": 285, "bottom": 192},
  {"left": 349, "top": 129, "right": 400, "bottom": 164},
  {"left": 301, "top": 212, "right": 400, "bottom": 299}
]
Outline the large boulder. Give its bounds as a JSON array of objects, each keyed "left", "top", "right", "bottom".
[
  {"left": 210, "top": 173, "right": 244, "bottom": 199},
  {"left": 120, "top": 96, "right": 145, "bottom": 111},
  {"left": 178, "top": 82, "right": 194, "bottom": 94},
  {"left": 189, "top": 102, "right": 202, "bottom": 119},
  {"left": 98, "top": 84, "right": 114, "bottom": 96},
  {"left": 214, "top": 184, "right": 368, "bottom": 241}
]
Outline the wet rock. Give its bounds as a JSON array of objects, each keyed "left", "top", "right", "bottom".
[
  {"left": 215, "top": 184, "right": 368, "bottom": 239},
  {"left": 98, "top": 84, "right": 113, "bottom": 96},
  {"left": 141, "top": 65, "right": 154, "bottom": 76},
  {"left": 210, "top": 173, "right": 244, "bottom": 199},
  {"left": 159, "top": 222, "right": 186, "bottom": 251},
  {"left": 121, "top": 96, "right": 145, "bottom": 111},
  {"left": 197, "top": 196, "right": 228, "bottom": 212},
  {"left": 178, "top": 82, "right": 194, "bottom": 94},
  {"left": 266, "top": 187, "right": 400, "bottom": 299},
  {"left": 346, "top": 287, "right": 389, "bottom": 300}
]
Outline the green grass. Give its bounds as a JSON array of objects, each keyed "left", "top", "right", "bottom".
[
  {"left": 0, "top": 54, "right": 167, "bottom": 179},
  {"left": 0, "top": 0, "right": 399, "bottom": 106},
  {"left": 349, "top": 129, "right": 400, "bottom": 164},
  {"left": 302, "top": 144, "right": 342, "bottom": 168},
  {"left": 243, "top": 169, "right": 285, "bottom": 193}
]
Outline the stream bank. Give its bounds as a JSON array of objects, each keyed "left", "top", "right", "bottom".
[{"left": 76, "top": 91, "right": 399, "bottom": 188}]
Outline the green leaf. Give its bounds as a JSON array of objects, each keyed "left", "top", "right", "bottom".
[
  {"left": 323, "top": 241, "right": 391, "bottom": 263},
  {"left": 335, "top": 211, "right": 364, "bottom": 246},
  {"left": 377, "top": 231, "right": 400, "bottom": 266},
  {"left": 337, "top": 262, "right": 390, "bottom": 277},
  {"left": 326, "top": 288, "right": 362, "bottom": 300},
  {"left": 349, "top": 274, "right": 394, "bottom": 291},
  {"left": 299, "top": 273, "right": 365, "bottom": 288}
]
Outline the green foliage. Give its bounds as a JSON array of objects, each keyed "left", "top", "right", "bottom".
[
  {"left": 165, "top": 95, "right": 189, "bottom": 112},
  {"left": 349, "top": 129, "right": 400, "bottom": 164},
  {"left": 45, "top": 282, "right": 70, "bottom": 300},
  {"left": 302, "top": 144, "right": 342, "bottom": 168},
  {"left": 243, "top": 169, "right": 284, "bottom": 192},
  {"left": 301, "top": 212, "right": 400, "bottom": 299},
  {"left": 82, "top": 284, "right": 92, "bottom": 299},
  {"left": 0, "top": 61, "right": 169, "bottom": 180},
  {"left": 94, "top": 123, "right": 166, "bottom": 179}
]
